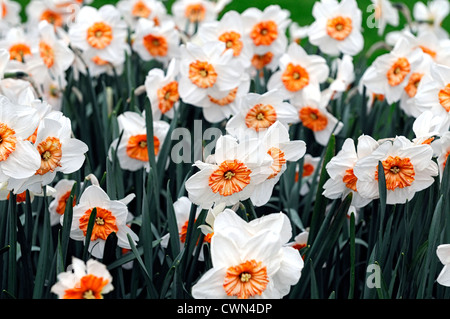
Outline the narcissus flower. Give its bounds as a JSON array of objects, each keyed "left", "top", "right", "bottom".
[
  {"left": 178, "top": 41, "right": 243, "bottom": 108},
  {"left": 412, "top": 62, "right": 450, "bottom": 122},
  {"left": 160, "top": 196, "right": 211, "bottom": 260},
  {"left": 293, "top": 91, "right": 343, "bottom": 147},
  {"left": 51, "top": 257, "right": 114, "bottom": 299},
  {"left": 68, "top": 5, "right": 129, "bottom": 64},
  {"left": 267, "top": 42, "right": 329, "bottom": 103},
  {"left": 117, "top": 0, "right": 168, "bottom": 29},
  {"left": 49, "top": 178, "right": 77, "bottom": 226},
  {"left": 171, "top": 0, "right": 220, "bottom": 36},
  {"left": 195, "top": 10, "right": 253, "bottom": 70},
  {"left": 0, "top": 95, "right": 41, "bottom": 183},
  {"left": 250, "top": 121, "right": 306, "bottom": 207},
  {"left": 241, "top": 5, "right": 290, "bottom": 56},
  {"left": 7, "top": 112, "right": 88, "bottom": 195},
  {"left": 145, "top": 58, "right": 180, "bottom": 120},
  {"left": 132, "top": 18, "right": 180, "bottom": 65},
  {"left": 185, "top": 134, "right": 273, "bottom": 209},
  {"left": 0, "top": 27, "right": 37, "bottom": 63},
  {"left": 323, "top": 135, "right": 380, "bottom": 208},
  {"left": 353, "top": 136, "right": 438, "bottom": 205},
  {"left": 109, "top": 110, "right": 170, "bottom": 172},
  {"left": 225, "top": 89, "right": 298, "bottom": 141},
  {"left": 308, "top": 0, "right": 364, "bottom": 56},
  {"left": 191, "top": 209, "right": 303, "bottom": 299},
  {"left": 69, "top": 184, "right": 139, "bottom": 258},
  {"left": 361, "top": 37, "right": 424, "bottom": 104},
  {"left": 26, "top": 21, "right": 75, "bottom": 85}
]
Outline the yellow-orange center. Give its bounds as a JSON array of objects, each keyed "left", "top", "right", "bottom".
[
  {"left": 267, "top": 147, "right": 286, "bottom": 179},
  {"left": 142, "top": 34, "right": 168, "bottom": 57},
  {"left": 250, "top": 20, "right": 278, "bottom": 46},
  {"left": 386, "top": 57, "right": 410, "bottom": 86},
  {"left": 132, "top": 0, "right": 151, "bottom": 18},
  {"left": 40, "top": 9, "right": 63, "bottom": 27},
  {"left": 245, "top": 103, "right": 277, "bottom": 132},
  {"left": 63, "top": 274, "right": 110, "bottom": 299},
  {"left": 375, "top": 156, "right": 415, "bottom": 191},
  {"left": 188, "top": 60, "right": 217, "bottom": 88},
  {"left": 208, "top": 159, "right": 252, "bottom": 196},
  {"left": 343, "top": 168, "right": 358, "bottom": 191},
  {"left": 404, "top": 72, "right": 424, "bottom": 98},
  {"left": 126, "top": 134, "right": 160, "bottom": 162},
  {"left": 9, "top": 43, "right": 32, "bottom": 62},
  {"left": 326, "top": 16, "right": 353, "bottom": 41},
  {"left": 438, "top": 83, "right": 450, "bottom": 113},
  {"left": 251, "top": 52, "right": 274, "bottom": 71},
  {"left": 36, "top": 137, "right": 62, "bottom": 175},
  {"left": 79, "top": 207, "right": 119, "bottom": 241},
  {"left": 299, "top": 107, "right": 328, "bottom": 132},
  {"left": 223, "top": 260, "right": 269, "bottom": 299},
  {"left": 0, "top": 123, "right": 17, "bottom": 162},
  {"left": 218, "top": 31, "right": 243, "bottom": 57},
  {"left": 282, "top": 63, "right": 310, "bottom": 92},
  {"left": 39, "top": 41, "right": 55, "bottom": 68},
  {"left": 185, "top": 3, "right": 205, "bottom": 23},
  {"left": 86, "top": 22, "right": 113, "bottom": 49},
  {"left": 157, "top": 81, "right": 179, "bottom": 113},
  {"left": 56, "top": 191, "right": 76, "bottom": 215}
]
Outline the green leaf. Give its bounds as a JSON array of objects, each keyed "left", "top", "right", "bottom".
[{"left": 82, "top": 207, "right": 97, "bottom": 261}]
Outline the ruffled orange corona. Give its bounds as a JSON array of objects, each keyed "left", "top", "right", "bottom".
[
  {"left": 245, "top": 103, "right": 277, "bottom": 132},
  {"left": 223, "top": 260, "right": 269, "bottom": 299},
  {"left": 376, "top": 156, "right": 415, "bottom": 191},
  {"left": 142, "top": 34, "right": 168, "bottom": 57},
  {"left": 208, "top": 159, "right": 252, "bottom": 196},
  {"left": 250, "top": 20, "right": 278, "bottom": 46},
  {"left": 281, "top": 63, "right": 310, "bottom": 92},
  {"left": 63, "top": 274, "right": 110, "bottom": 299},
  {"left": 79, "top": 207, "right": 119, "bottom": 241},
  {"left": 267, "top": 147, "right": 286, "bottom": 179},
  {"left": 386, "top": 57, "right": 410, "bottom": 86},
  {"left": 157, "top": 81, "right": 179, "bottom": 113},
  {"left": 438, "top": 83, "right": 450, "bottom": 113},
  {"left": 299, "top": 107, "right": 328, "bottom": 132},
  {"left": 404, "top": 72, "right": 424, "bottom": 98},
  {"left": 39, "top": 41, "right": 55, "bottom": 68},
  {"left": 9, "top": 43, "right": 32, "bottom": 62},
  {"left": 208, "top": 87, "right": 238, "bottom": 106},
  {"left": 86, "top": 22, "right": 113, "bottom": 49},
  {"left": 36, "top": 137, "right": 62, "bottom": 175},
  {"left": 343, "top": 168, "right": 358, "bottom": 191},
  {"left": 218, "top": 31, "right": 243, "bottom": 56},
  {"left": 326, "top": 16, "right": 353, "bottom": 41},
  {"left": 126, "top": 134, "right": 160, "bottom": 162},
  {"left": 185, "top": 3, "right": 205, "bottom": 23},
  {"left": 188, "top": 60, "right": 217, "bottom": 88},
  {"left": 131, "top": 0, "right": 151, "bottom": 18},
  {"left": 0, "top": 123, "right": 17, "bottom": 162}
]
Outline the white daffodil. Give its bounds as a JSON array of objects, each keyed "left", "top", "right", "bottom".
[
  {"left": 353, "top": 135, "right": 438, "bottom": 205},
  {"left": 308, "top": 0, "right": 364, "bottom": 56},
  {"left": 51, "top": 257, "right": 114, "bottom": 299},
  {"left": 323, "top": 135, "right": 380, "bottom": 208},
  {"left": 69, "top": 184, "right": 139, "bottom": 259},
  {"left": 109, "top": 110, "right": 170, "bottom": 172},
  {"left": 191, "top": 209, "right": 303, "bottom": 299},
  {"left": 267, "top": 42, "right": 329, "bottom": 103},
  {"left": 225, "top": 89, "right": 298, "bottom": 141},
  {"left": 185, "top": 134, "right": 273, "bottom": 209}
]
